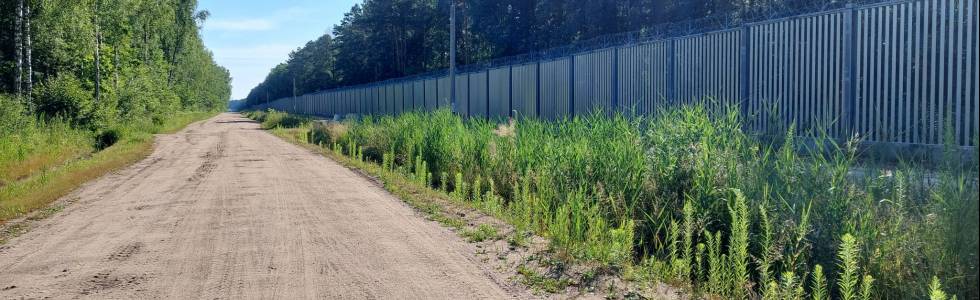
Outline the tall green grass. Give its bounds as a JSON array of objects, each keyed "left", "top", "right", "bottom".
[
  {"left": 1, "top": 94, "right": 216, "bottom": 222},
  {"left": 259, "top": 105, "right": 977, "bottom": 299},
  {"left": 1, "top": 96, "right": 93, "bottom": 186}
]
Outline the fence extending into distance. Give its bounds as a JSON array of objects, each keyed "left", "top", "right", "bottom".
[{"left": 252, "top": 0, "right": 978, "bottom": 147}]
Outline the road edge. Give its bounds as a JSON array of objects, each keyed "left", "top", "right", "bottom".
[{"left": 0, "top": 113, "right": 216, "bottom": 245}]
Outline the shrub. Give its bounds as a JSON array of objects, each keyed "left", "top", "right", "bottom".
[{"left": 34, "top": 74, "right": 97, "bottom": 126}]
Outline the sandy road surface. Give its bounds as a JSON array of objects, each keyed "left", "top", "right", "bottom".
[{"left": 0, "top": 113, "right": 520, "bottom": 299}]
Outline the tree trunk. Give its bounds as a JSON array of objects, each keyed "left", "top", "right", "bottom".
[
  {"left": 25, "top": 0, "right": 33, "bottom": 109},
  {"left": 93, "top": 1, "right": 101, "bottom": 103},
  {"left": 15, "top": 0, "right": 23, "bottom": 98}
]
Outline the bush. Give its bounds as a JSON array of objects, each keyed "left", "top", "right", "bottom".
[
  {"left": 33, "top": 74, "right": 97, "bottom": 126},
  {"left": 308, "top": 121, "right": 347, "bottom": 146},
  {"left": 0, "top": 94, "right": 29, "bottom": 136},
  {"left": 258, "top": 109, "right": 310, "bottom": 129}
]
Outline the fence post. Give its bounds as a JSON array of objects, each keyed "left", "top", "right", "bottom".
[
  {"left": 666, "top": 38, "right": 676, "bottom": 104},
  {"left": 842, "top": 4, "right": 857, "bottom": 137},
  {"left": 739, "top": 25, "right": 751, "bottom": 121}
]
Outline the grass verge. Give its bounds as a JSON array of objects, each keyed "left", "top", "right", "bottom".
[{"left": 0, "top": 112, "right": 214, "bottom": 226}]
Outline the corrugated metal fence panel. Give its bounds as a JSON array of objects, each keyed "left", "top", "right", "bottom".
[
  {"left": 332, "top": 92, "right": 336, "bottom": 115},
  {"left": 511, "top": 63, "right": 538, "bottom": 118},
  {"left": 455, "top": 74, "right": 470, "bottom": 116},
  {"left": 322, "top": 92, "right": 328, "bottom": 116},
  {"left": 617, "top": 41, "right": 670, "bottom": 115},
  {"left": 855, "top": 0, "right": 977, "bottom": 146},
  {"left": 488, "top": 67, "right": 511, "bottom": 118},
  {"left": 364, "top": 87, "right": 371, "bottom": 114},
  {"left": 314, "top": 93, "right": 320, "bottom": 115},
  {"left": 344, "top": 90, "right": 351, "bottom": 115},
  {"left": 390, "top": 85, "right": 398, "bottom": 114},
  {"left": 351, "top": 89, "right": 359, "bottom": 114},
  {"left": 674, "top": 29, "right": 741, "bottom": 110},
  {"left": 574, "top": 48, "right": 614, "bottom": 115},
  {"left": 412, "top": 80, "right": 424, "bottom": 111},
  {"left": 376, "top": 86, "right": 383, "bottom": 114},
  {"left": 368, "top": 86, "right": 376, "bottom": 114},
  {"left": 257, "top": 0, "right": 977, "bottom": 147},
  {"left": 750, "top": 11, "right": 846, "bottom": 137},
  {"left": 337, "top": 90, "right": 344, "bottom": 115},
  {"left": 368, "top": 87, "right": 375, "bottom": 114},
  {"left": 424, "top": 78, "right": 438, "bottom": 110},
  {"left": 359, "top": 87, "right": 368, "bottom": 114},
  {"left": 350, "top": 89, "right": 357, "bottom": 115},
  {"left": 539, "top": 58, "right": 571, "bottom": 120},
  {"left": 438, "top": 76, "right": 451, "bottom": 108},
  {"left": 469, "top": 71, "right": 489, "bottom": 117},
  {"left": 347, "top": 89, "right": 354, "bottom": 115},
  {"left": 317, "top": 93, "right": 322, "bottom": 115},
  {"left": 382, "top": 84, "right": 393, "bottom": 115},
  {"left": 401, "top": 82, "right": 412, "bottom": 112},
  {"left": 378, "top": 85, "right": 386, "bottom": 115},
  {"left": 340, "top": 90, "right": 345, "bottom": 115}
]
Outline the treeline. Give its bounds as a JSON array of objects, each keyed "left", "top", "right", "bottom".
[
  {"left": 1, "top": 0, "right": 231, "bottom": 129},
  {"left": 244, "top": 0, "right": 834, "bottom": 107}
]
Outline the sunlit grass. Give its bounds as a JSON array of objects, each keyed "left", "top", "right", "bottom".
[{"left": 0, "top": 111, "right": 214, "bottom": 223}]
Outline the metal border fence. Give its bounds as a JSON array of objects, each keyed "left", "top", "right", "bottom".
[{"left": 253, "top": 0, "right": 978, "bottom": 147}]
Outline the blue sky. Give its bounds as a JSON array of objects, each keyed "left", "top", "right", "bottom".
[{"left": 199, "top": 0, "right": 360, "bottom": 100}]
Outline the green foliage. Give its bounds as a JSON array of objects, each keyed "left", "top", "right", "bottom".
[
  {"left": 283, "top": 105, "right": 977, "bottom": 299},
  {"left": 258, "top": 109, "right": 310, "bottom": 129},
  {"left": 728, "top": 189, "right": 751, "bottom": 299},
  {"left": 929, "top": 276, "right": 957, "bottom": 300},
  {"left": 462, "top": 224, "right": 499, "bottom": 242},
  {"left": 33, "top": 74, "right": 96, "bottom": 126},
  {"left": 838, "top": 234, "right": 861, "bottom": 300},
  {"left": 811, "top": 264, "right": 828, "bottom": 300},
  {"left": 1, "top": 0, "right": 231, "bottom": 193}
]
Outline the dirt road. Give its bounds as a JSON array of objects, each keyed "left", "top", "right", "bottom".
[{"left": 0, "top": 113, "right": 521, "bottom": 299}]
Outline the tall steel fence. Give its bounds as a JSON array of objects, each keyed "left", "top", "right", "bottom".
[{"left": 253, "top": 0, "right": 978, "bottom": 147}]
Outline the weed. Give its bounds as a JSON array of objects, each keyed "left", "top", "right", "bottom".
[
  {"left": 517, "top": 265, "right": 571, "bottom": 293},
  {"left": 462, "top": 224, "right": 499, "bottom": 242}
]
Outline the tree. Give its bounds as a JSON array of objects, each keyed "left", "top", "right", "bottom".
[
  {"left": 1, "top": 0, "right": 231, "bottom": 124},
  {"left": 15, "top": 0, "right": 23, "bottom": 98},
  {"left": 24, "top": 0, "right": 32, "bottom": 108}
]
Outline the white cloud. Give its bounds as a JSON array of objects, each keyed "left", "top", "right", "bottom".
[{"left": 208, "top": 19, "right": 276, "bottom": 31}]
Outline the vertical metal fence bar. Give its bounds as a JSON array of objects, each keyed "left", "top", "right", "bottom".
[{"left": 843, "top": 4, "right": 857, "bottom": 138}]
